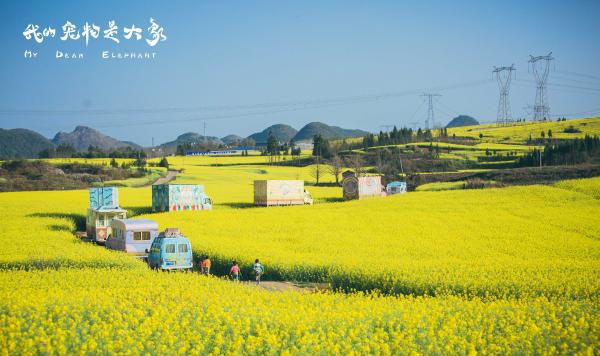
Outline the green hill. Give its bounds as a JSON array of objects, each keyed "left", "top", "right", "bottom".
[
  {"left": 0, "top": 128, "right": 54, "bottom": 159},
  {"left": 248, "top": 124, "right": 298, "bottom": 144},
  {"left": 446, "top": 115, "right": 479, "bottom": 128},
  {"left": 293, "top": 122, "right": 369, "bottom": 141}
]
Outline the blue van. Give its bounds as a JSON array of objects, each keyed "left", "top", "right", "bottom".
[{"left": 147, "top": 228, "right": 193, "bottom": 271}]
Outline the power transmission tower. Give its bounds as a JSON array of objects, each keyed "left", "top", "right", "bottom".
[
  {"left": 528, "top": 52, "right": 554, "bottom": 121},
  {"left": 493, "top": 64, "right": 516, "bottom": 126},
  {"left": 421, "top": 93, "right": 441, "bottom": 130}
]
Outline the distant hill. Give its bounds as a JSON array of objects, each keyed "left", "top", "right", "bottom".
[
  {"left": 160, "top": 132, "right": 223, "bottom": 147},
  {"left": 446, "top": 115, "right": 479, "bottom": 128},
  {"left": 221, "top": 134, "right": 244, "bottom": 145},
  {"left": 293, "top": 122, "right": 369, "bottom": 141},
  {"left": 0, "top": 128, "right": 55, "bottom": 159},
  {"left": 248, "top": 124, "right": 298, "bottom": 144},
  {"left": 52, "top": 126, "right": 139, "bottom": 151}
]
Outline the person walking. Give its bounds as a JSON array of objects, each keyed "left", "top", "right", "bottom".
[
  {"left": 229, "top": 261, "right": 241, "bottom": 281},
  {"left": 201, "top": 256, "right": 211, "bottom": 275},
  {"left": 253, "top": 259, "right": 264, "bottom": 284}
]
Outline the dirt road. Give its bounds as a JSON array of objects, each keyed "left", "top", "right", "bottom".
[{"left": 153, "top": 170, "right": 177, "bottom": 185}]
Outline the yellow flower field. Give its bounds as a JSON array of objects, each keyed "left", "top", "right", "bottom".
[
  {"left": 447, "top": 117, "right": 600, "bottom": 143},
  {"left": 0, "top": 269, "right": 597, "bottom": 355},
  {"left": 0, "top": 162, "right": 598, "bottom": 353}
]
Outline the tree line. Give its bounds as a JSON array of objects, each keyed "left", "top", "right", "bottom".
[{"left": 518, "top": 135, "right": 600, "bottom": 167}]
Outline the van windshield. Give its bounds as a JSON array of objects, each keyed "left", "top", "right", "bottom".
[
  {"left": 165, "top": 244, "right": 175, "bottom": 254},
  {"left": 178, "top": 244, "right": 188, "bottom": 253}
]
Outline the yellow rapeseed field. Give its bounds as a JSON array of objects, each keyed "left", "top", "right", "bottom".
[
  {"left": 448, "top": 117, "right": 600, "bottom": 143},
  {"left": 0, "top": 159, "right": 598, "bottom": 353}
]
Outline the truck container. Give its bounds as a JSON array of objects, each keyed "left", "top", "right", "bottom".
[
  {"left": 89, "top": 187, "right": 119, "bottom": 209},
  {"left": 343, "top": 176, "right": 383, "bottom": 200},
  {"left": 386, "top": 181, "right": 407, "bottom": 195},
  {"left": 106, "top": 218, "right": 159, "bottom": 257},
  {"left": 152, "top": 184, "right": 212, "bottom": 212},
  {"left": 254, "top": 180, "right": 312, "bottom": 206}
]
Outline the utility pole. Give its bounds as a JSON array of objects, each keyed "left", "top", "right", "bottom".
[
  {"left": 421, "top": 93, "right": 441, "bottom": 130},
  {"left": 529, "top": 52, "right": 554, "bottom": 121},
  {"left": 493, "top": 65, "right": 516, "bottom": 127},
  {"left": 203, "top": 121, "right": 207, "bottom": 142}
]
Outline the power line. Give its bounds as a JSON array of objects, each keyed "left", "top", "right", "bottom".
[
  {"left": 0, "top": 79, "right": 494, "bottom": 117},
  {"left": 555, "top": 69, "right": 600, "bottom": 82}
]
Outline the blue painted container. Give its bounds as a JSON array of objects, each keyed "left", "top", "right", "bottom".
[
  {"left": 89, "top": 187, "right": 119, "bottom": 209},
  {"left": 152, "top": 184, "right": 212, "bottom": 212},
  {"left": 147, "top": 228, "right": 193, "bottom": 270}
]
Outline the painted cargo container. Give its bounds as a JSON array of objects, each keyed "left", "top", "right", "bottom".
[
  {"left": 386, "top": 181, "right": 407, "bottom": 195},
  {"left": 343, "top": 176, "right": 383, "bottom": 200},
  {"left": 106, "top": 218, "right": 159, "bottom": 257},
  {"left": 86, "top": 207, "right": 127, "bottom": 243},
  {"left": 89, "top": 187, "right": 119, "bottom": 209},
  {"left": 152, "top": 184, "right": 213, "bottom": 212},
  {"left": 254, "top": 180, "right": 312, "bottom": 206}
]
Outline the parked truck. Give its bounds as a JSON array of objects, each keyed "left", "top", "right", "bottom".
[
  {"left": 386, "top": 181, "right": 407, "bottom": 195},
  {"left": 343, "top": 175, "right": 383, "bottom": 200},
  {"left": 152, "top": 184, "right": 212, "bottom": 212},
  {"left": 254, "top": 180, "right": 313, "bottom": 206}
]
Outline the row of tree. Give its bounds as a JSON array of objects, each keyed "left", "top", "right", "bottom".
[
  {"left": 518, "top": 135, "right": 600, "bottom": 167},
  {"left": 39, "top": 145, "right": 148, "bottom": 160}
]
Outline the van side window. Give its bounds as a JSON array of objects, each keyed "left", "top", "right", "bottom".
[
  {"left": 98, "top": 215, "right": 105, "bottom": 226},
  {"left": 178, "top": 244, "right": 188, "bottom": 253},
  {"left": 142, "top": 231, "right": 151, "bottom": 240},
  {"left": 165, "top": 244, "right": 175, "bottom": 253},
  {"left": 133, "top": 232, "right": 142, "bottom": 241}
]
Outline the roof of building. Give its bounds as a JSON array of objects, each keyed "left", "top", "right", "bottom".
[{"left": 113, "top": 218, "right": 158, "bottom": 230}]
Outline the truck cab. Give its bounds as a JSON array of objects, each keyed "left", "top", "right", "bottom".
[
  {"left": 147, "top": 228, "right": 193, "bottom": 271},
  {"left": 304, "top": 190, "right": 313, "bottom": 205}
]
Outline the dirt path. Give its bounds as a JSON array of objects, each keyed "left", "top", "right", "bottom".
[
  {"left": 153, "top": 170, "right": 177, "bottom": 185},
  {"left": 248, "top": 281, "right": 330, "bottom": 293}
]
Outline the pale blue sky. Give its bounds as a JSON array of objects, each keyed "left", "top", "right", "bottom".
[{"left": 1, "top": 0, "right": 599, "bottom": 145}]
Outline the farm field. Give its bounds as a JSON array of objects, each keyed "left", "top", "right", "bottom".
[
  {"left": 0, "top": 159, "right": 599, "bottom": 353},
  {"left": 447, "top": 117, "right": 600, "bottom": 143}
]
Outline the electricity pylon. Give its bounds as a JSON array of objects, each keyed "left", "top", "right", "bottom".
[
  {"left": 529, "top": 52, "right": 554, "bottom": 121},
  {"left": 493, "top": 64, "right": 516, "bottom": 126},
  {"left": 421, "top": 93, "right": 441, "bottom": 130}
]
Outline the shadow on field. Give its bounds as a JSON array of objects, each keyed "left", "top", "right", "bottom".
[
  {"left": 0, "top": 259, "right": 140, "bottom": 271},
  {"left": 48, "top": 224, "right": 72, "bottom": 232},
  {"left": 27, "top": 212, "right": 86, "bottom": 231},
  {"left": 318, "top": 197, "right": 345, "bottom": 203},
  {"left": 219, "top": 202, "right": 255, "bottom": 209},
  {"left": 125, "top": 206, "right": 154, "bottom": 217}
]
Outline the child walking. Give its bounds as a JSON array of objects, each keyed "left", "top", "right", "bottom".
[
  {"left": 253, "top": 259, "right": 264, "bottom": 284},
  {"left": 229, "top": 261, "right": 241, "bottom": 281},
  {"left": 201, "top": 256, "right": 211, "bottom": 275}
]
